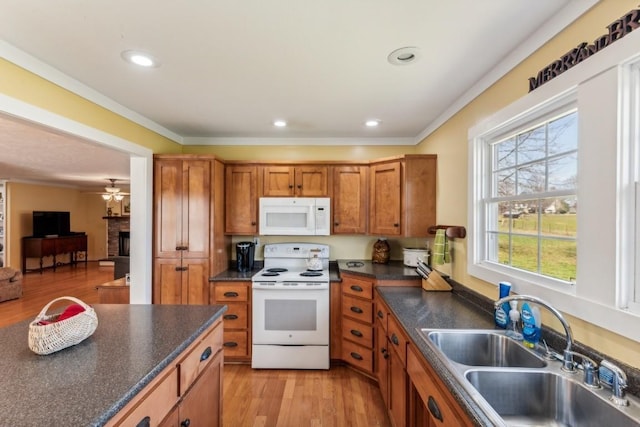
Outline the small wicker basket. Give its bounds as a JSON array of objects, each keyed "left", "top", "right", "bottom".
[{"left": 28, "top": 296, "right": 98, "bottom": 355}]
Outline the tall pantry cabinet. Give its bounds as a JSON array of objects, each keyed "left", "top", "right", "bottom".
[{"left": 153, "top": 155, "right": 229, "bottom": 305}]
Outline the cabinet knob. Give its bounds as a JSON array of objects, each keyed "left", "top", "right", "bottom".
[
  {"left": 135, "top": 416, "right": 151, "bottom": 427},
  {"left": 393, "top": 223, "right": 399, "bottom": 227},
  {"left": 427, "top": 396, "right": 444, "bottom": 422},
  {"left": 297, "top": 185, "right": 302, "bottom": 189},
  {"left": 381, "top": 348, "right": 389, "bottom": 360},
  {"left": 391, "top": 333, "right": 400, "bottom": 346},
  {"left": 377, "top": 310, "right": 384, "bottom": 319},
  {"left": 334, "top": 222, "right": 339, "bottom": 226},
  {"left": 251, "top": 221, "right": 256, "bottom": 225},
  {"left": 181, "top": 419, "right": 191, "bottom": 427},
  {"left": 350, "top": 352, "right": 363, "bottom": 361},
  {"left": 288, "top": 185, "right": 294, "bottom": 189}
]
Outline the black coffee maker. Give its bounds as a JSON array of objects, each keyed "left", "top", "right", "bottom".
[{"left": 236, "top": 241, "right": 255, "bottom": 272}]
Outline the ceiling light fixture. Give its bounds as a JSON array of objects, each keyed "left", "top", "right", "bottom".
[
  {"left": 365, "top": 120, "right": 381, "bottom": 127},
  {"left": 387, "top": 47, "right": 421, "bottom": 65},
  {"left": 102, "top": 179, "right": 125, "bottom": 202},
  {"left": 273, "top": 120, "right": 287, "bottom": 127},
  {"left": 121, "top": 50, "right": 160, "bottom": 68}
]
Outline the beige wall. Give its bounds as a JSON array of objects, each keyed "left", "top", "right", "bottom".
[
  {"left": 6, "top": 182, "right": 108, "bottom": 269},
  {"left": 414, "top": 0, "right": 640, "bottom": 367},
  {"left": 1, "top": 0, "right": 638, "bottom": 366}
]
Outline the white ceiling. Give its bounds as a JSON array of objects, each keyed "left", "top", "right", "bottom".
[{"left": 0, "top": 0, "right": 593, "bottom": 188}]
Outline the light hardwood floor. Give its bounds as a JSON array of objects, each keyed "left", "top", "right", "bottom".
[{"left": 0, "top": 263, "right": 392, "bottom": 427}]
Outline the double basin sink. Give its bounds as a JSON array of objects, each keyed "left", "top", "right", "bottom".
[{"left": 418, "top": 329, "right": 640, "bottom": 426}]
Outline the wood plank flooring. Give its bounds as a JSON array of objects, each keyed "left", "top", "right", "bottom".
[
  {"left": 224, "top": 364, "right": 391, "bottom": 427},
  {"left": 0, "top": 263, "right": 392, "bottom": 427},
  {"left": 0, "top": 261, "right": 113, "bottom": 328}
]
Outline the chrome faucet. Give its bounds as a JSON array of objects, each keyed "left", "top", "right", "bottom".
[
  {"left": 494, "top": 294, "right": 577, "bottom": 373},
  {"left": 601, "top": 359, "right": 629, "bottom": 406}
]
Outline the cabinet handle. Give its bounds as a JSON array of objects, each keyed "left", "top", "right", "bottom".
[
  {"left": 200, "top": 346, "right": 212, "bottom": 362},
  {"left": 224, "top": 291, "right": 239, "bottom": 297},
  {"left": 297, "top": 185, "right": 302, "bottom": 189},
  {"left": 350, "top": 285, "right": 363, "bottom": 292},
  {"left": 381, "top": 348, "right": 389, "bottom": 360},
  {"left": 350, "top": 329, "right": 363, "bottom": 338},
  {"left": 288, "top": 184, "right": 294, "bottom": 189},
  {"left": 350, "top": 306, "right": 363, "bottom": 314},
  {"left": 391, "top": 333, "right": 400, "bottom": 346},
  {"left": 136, "top": 416, "right": 151, "bottom": 427},
  {"left": 175, "top": 266, "right": 188, "bottom": 271},
  {"left": 350, "top": 352, "right": 363, "bottom": 361},
  {"left": 175, "top": 245, "right": 189, "bottom": 251},
  {"left": 427, "top": 396, "right": 443, "bottom": 422},
  {"left": 251, "top": 221, "right": 256, "bottom": 225},
  {"left": 181, "top": 419, "right": 191, "bottom": 427},
  {"left": 334, "top": 222, "right": 339, "bottom": 226},
  {"left": 377, "top": 310, "right": 384, "bottom": 319},
  {"left": 224, "top": 341, "right": 238, "bottom": 347},
  {"left": 224, "top": 314, "right": 239, "bottom": 320}
]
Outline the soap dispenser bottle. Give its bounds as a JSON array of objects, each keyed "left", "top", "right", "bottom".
[{"left": 505, "top": 300, "right": 523, "bottom": 341}]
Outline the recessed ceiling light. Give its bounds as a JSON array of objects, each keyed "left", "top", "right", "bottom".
[
  {"left": 273, "top": 120, "right": 287, "bottom": 127},
  {"left": 387, "top": 47, "right": 421, "bottom": 65},
  {"left": 365, "top": 120, "right": 381, "bottom": 127},
  {"left": 121, "top": 50, "right": 160, "bottom": 68}
]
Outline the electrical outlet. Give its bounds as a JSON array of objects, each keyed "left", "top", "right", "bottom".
[{"left": 253, "top": 237, "right": 260, "bottom": 247}]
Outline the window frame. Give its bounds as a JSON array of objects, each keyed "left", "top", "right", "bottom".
[{"left": 467, "top": 27, "right": 640, "bottom": 343}]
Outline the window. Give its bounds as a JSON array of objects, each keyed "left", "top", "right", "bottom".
[
  {"left": 486, "top": 110, "right": 578, "bottom": 284},
  {"left": 470, "top": 91, "right": 578, "bottom": 290}
]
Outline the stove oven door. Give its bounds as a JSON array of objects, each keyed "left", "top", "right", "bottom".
[{"left": 252, "top": 285, "right": 329, "bottom": 345}]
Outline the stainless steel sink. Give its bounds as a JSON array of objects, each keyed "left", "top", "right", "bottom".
[
  {"left": 416, "top": 328, "right": 640, "bottom": 426},
  {"left": 423, "top": 329, "right": 546, "bottom": 368},
  {"left": 465, "top": 369, "right": 640, "bottom": 426}
]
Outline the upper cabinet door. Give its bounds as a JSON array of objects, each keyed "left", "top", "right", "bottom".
[
  {"left": 154, "top": 158, "right": 211, "bottom": 258},
  {"left": 332, "top": 166, "right": 368, "bottom": 234},
  {"left": 295, "top": 166, "right": 328, "bottom": 197},
  {"left": 225, "top": 165, "right": 258, "bottom": 234},
  {"left": 262, "top": 166, "right": 295, "bottom": 196},
  {"left": 369, "top": 161, "right": 401, "bottom": 236},
  {"left": 261, "top": 165, "right": 328, "bottom": 197}
]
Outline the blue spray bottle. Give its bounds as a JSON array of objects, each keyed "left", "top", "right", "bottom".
[{"left": 494, "top": 281, "right": 511, "bottom": 328}]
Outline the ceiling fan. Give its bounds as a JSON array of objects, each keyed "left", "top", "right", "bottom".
[{"left": 101, "top": 179, "right": 126, "bottom": 202}]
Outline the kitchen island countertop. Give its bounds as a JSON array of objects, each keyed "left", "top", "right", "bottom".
[{"left": 0, "top": 304, "right": 226, "bottom": 426}]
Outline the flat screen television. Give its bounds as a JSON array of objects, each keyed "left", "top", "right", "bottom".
[{"left": 32, "top": 211, "right": 71, "bottom": 237}]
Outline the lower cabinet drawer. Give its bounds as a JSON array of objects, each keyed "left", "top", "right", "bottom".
[
  {"left": 342, "top": 339, "right": 373, "bottom": 373},
  {"left": 222, "top": 302, "right": 248, "bottom": 329},
  {"left": 342, "top": 317, "right": 373, "bottom": 348},
  {"left": 178, "top": 322, "right": 223, "bottom": 396},
  {"left": 223, "top": 330, "right": 249, "bottom": 358},
  {"left": 112, "top": 367, "right": 178, "bottom": 427},
  {"left": 342, "top": 294, "right": 373, "bottom": 324}
]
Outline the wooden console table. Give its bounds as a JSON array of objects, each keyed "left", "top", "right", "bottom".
[{"left": 22, "top": 234, "right": 88, "bottom": 274}]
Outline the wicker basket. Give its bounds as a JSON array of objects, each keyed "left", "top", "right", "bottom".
[{"left": 28, "top": 296, "right": 98, "bottom": 355}]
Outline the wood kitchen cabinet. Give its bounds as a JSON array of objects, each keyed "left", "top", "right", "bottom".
[
  {"left": 375, "top": 294, "right": 409, "bottom": 427},
  {"left": 369, "top": 155, "right": 437, "bottom": 237},
  {"left": 407, "top": 344, "right": 473, "bottom": 427},
  {"left": 225, "top": 165, "right": 258, "bottom": 234},
  {"left": 332, "top": 165, "right": 368, "bottom": 234},
  {"left": 107, "top": 318, "right": 223, "bottom": 427},
  {"left": 261, "top": 165, "right": 328, "bottom": 197},
  {"left": 211, "top": 281, "right": 251, "bottom": 361},
  {"left": 340, "top": 273, "right": 375, "bottom": 375},
  {"left": 153, "top": 155, "right": 229, "bottom": 305}
]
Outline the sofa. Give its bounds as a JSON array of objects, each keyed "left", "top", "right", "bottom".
[{"left": 0, "top": 267, "right": 23, "bottom": 303}]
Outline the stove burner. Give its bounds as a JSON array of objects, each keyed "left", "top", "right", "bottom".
[
  {"left": 266, "top": 268, "right": 288, "bottom": 273},
  {"left": 300, "top": 271, "right": 323, "bottom": 277},
  {"left": 261, "top": 272, "right": 280, "bottom": 277}
]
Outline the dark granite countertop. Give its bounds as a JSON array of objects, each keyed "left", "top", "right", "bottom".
[
  {"left": 0, "top": 304, "right": 227, "bottom": 426},
  {"left": 376, "top": 286, "right": 497, "bottom": 427}
]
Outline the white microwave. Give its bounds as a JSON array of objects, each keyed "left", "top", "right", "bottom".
[{"left": 259, "top": 197, "right": 330, "bottom": 236}]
